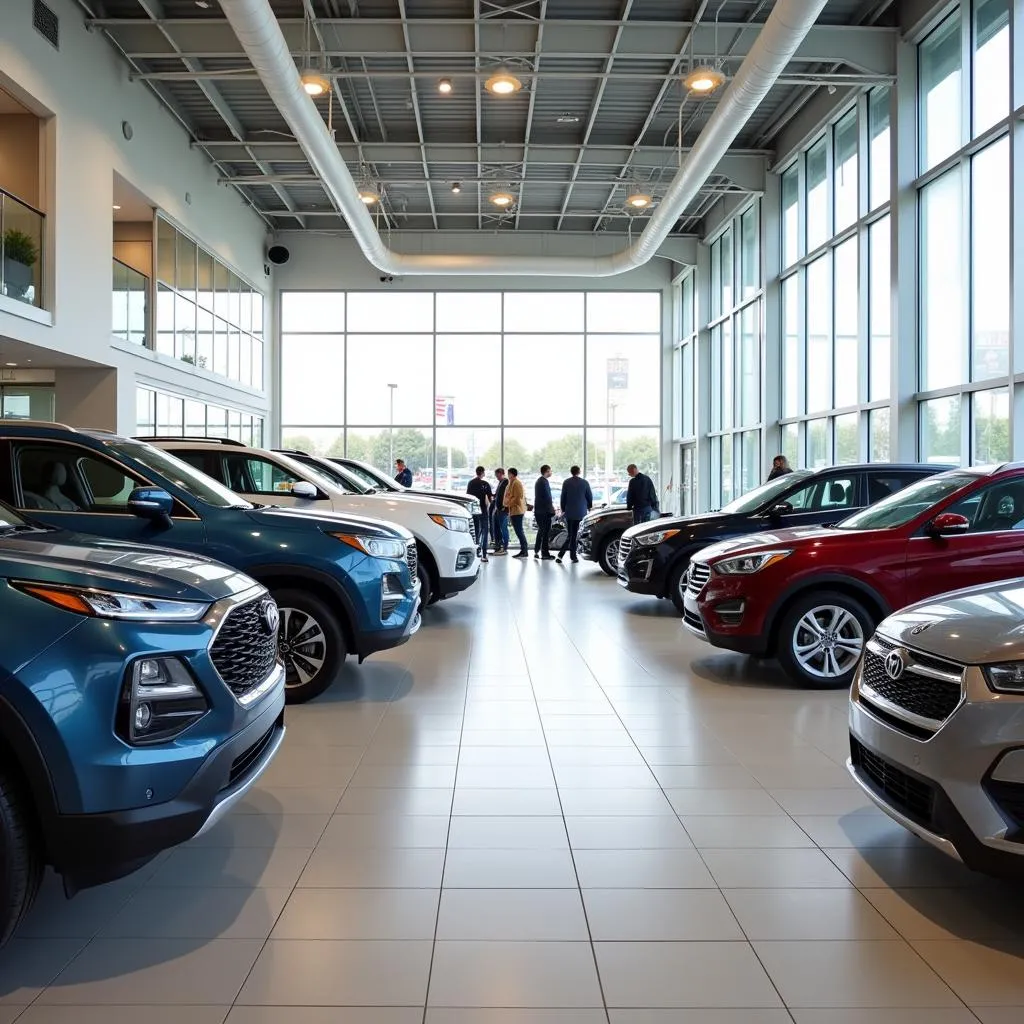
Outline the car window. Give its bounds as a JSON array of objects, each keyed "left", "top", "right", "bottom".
[
  {"left": 784, "top": 476, "right": 857, "bottom": 512},
  {"left": 837, "top": 473, "right": 977, "bottom": 530},
  {"left": 865, "top": 472, "right": 923, "bottom": 505},
  {"left": 298, "top": 458, "right": 361, "bottom": 493},
  {"left": 14, "top": 443, "right": 144, "bottom": 514},
  {"left": 719, "top": 471, "right": 814, "bottom": 514},
  {"left": 945, "top": 479, "right": 1024, "bottom": 533},
  {"left": 224, "top": 454, "right": 308, "bottom": 497}
]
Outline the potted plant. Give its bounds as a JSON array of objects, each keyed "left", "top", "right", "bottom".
[{"left": 2, "top": 229, "right": 38, "bottom": 301}]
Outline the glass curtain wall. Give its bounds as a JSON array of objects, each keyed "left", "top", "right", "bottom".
[
  {"left": 671, "top": 272, "right": 697, "bottom": 514},
  {"left": 917, "top": 1, "right": 1011, "bottom": 465},
  {"left": 778, "top": 87, "right": 892, "bottom": 467},
  {"left": 136, "top": 386, "right": 264, "bottom": 446},
  {"left": 280, "top": 291, "right": 662, "bottom": 500},
  {"left": 706, "top": 202, "right": 763, "bottom": 506}
]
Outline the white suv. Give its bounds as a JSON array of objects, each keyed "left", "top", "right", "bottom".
[{"left": 145, "top": 438, "right": 479, "bottom": 607}]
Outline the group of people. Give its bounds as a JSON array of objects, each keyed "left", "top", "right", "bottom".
[{"left": 463, "top": 463, "right": 660, "bottom": 564}]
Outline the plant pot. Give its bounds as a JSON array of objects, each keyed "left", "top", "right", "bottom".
[{"left": 2, "top": 258, "right": 34, "bottom": 302}]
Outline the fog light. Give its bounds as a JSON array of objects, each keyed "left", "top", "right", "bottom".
[
  {"left": 117, "top": 657, "right": 208, "bottom": 745},
  {"left": 381, "top": 572, "right": 405, "bottom": 619},
  {"left": 456, "top": 550, "right": 475, "bottom": 571},
  {"left": 134, "top": 702, "right": 152, "bottom": 732}
]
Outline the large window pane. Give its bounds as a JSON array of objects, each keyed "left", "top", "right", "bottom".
[
  {"left": 973, "top": 388, "right": 1010, "bottom": 464},
  {"left": 782, "top": 165, "right": 799, "bottom": 268},
  {"left": 156, "top": 219, "right": 176, "bottom": 287},
  {"left": 835, "top": 412, "right": 859, "bottom": 464},
  {"left": 682, "top": 342, "right": 694, "bottom": 437},
  {"left": 504, "top": 335, "right": 584, "bottom": 424},
  {"left": 587, "top": 292, "right": 660, "bottom": 333},
  {"left": 721, "top": 436, "right": 734, "bottom": 505},
  {"left": 739, "top": 304, "right": 759, "bottom": 426},
  {"left": 834, "top": 238, "right": 858, "bottom": 409},
  {"left": 869, "top": 88, "right": 891, "bottom": 210},
  {"left": 921, "top": 394, "right": 962, "bottom": 464},
  {"left": 972, "top": 137, "right": 1010, "bottom": 381},
  {"left": 176, "top": 233, "right": 196, "bottom": 304},
  {"left": 347, "top": 292, "right": 433, "bottom": 333},
  {"left": 504, "top": 293, "right": 583, "bottom": 332},
  {"left": 586, "top": 335, "right": 660, "bottom": 425},
  {"left": 501, "top": 428, "right": 584, "bottom": 482},
  {"left": 721, "top": 319, "right": 734, "bottom": 430},
  {"left": 782, "top": 275, "right": 800, "bottom": 418},
  {"left": 435, "top": 292, "right": 501, "bottom": 332},
  {"left": 710, "top": 239, "right": 722, "bottom": 321},
  {"left": 741, "top": 206, "right": 758, "bottom": 299},
  {"left": 346, "top": 427, "right": 432, "bottom": 477},
  {"left": 740, "top": 430, "right": 760, "bottom": 494},
  {"left": 434, "top": 427, "right": 501, "bottom": 492},
  {"left": 710, "top": 327, "right": 722, "bottom": 431},
  {"left": 920, "top": 13, "right": 962, "bottom": 171},
  {"left": 806, "top": 139, "right": 828, "bottom": 252},
  {"left": 436, "top": 335, "right": 501, "bottom": 424},
  {"left": 921, "top": 168, "right": 964, "bottom": 390},
  {"left": 720, "top": 228, "right": 734, "bottom": 313},
  {"left": 833, "top": 110, "right": 858, "bottom": 232},
  {"left": 282, "top": 335, "right": 343, "bottom": 424},
  {"left": 781, "top": 422, "right": 799, "bottom": 468},
  {"left": 974, "top": 0, "right": 1009, "bottom": 136},
  {"left": 681, "top": 274, "right": 695, "bottom": 337},
  {"left": 591, "top": 426, "right": 659, "bottom": 493},
  {"left": 807, "top": 417, "right": 829, "bottom": 469},
  {"left": 279, "top": 427, "right": 345, "bottom": 457},
  {"left": 281, "top": 292, "right": 345, "bottom": 333},
  {"left": 869, "top": 407, "right": 890, "bottom": 462},
  {"left": 346, "top": 335, "right": 433, "bottom": 423},
  {"left": 869, "top": 217, "right": 891, "bottom": 401},
  {"left": 806, "top": 256, "right": 832, "bottom": 412}
]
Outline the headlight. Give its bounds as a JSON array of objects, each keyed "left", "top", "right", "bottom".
[
  {"left": 12, "top": 582, "right": 208, "bottom": 621},
  {"left": 429, "top": 514, "right": 471, "bottom": 532},
  {"left": 329, "top": 532, "right": 407, "bottom": 558},
  {"left": 984, "top": 663, "right": 1024, "bottom": 694},
  {"left": 713, "top": 550, "right": 792, "bottom": 575},
  {"left": 635, "top": 529, "right": 680, "bottom": 547},
  {"left": 116, "top": 657, "right": 209, "bottom": 745}
]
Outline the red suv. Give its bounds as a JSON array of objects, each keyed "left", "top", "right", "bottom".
[{"left": 683, "top": 465, "right": 1024, "bottom": 688}]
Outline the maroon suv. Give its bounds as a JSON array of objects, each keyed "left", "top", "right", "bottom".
[{"left": 683, "top": 465, "right": 1024, "bottom": 688}]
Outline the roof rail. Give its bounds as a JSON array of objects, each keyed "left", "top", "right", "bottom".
[
  {"left": 134, "top": 435, "right": 247, "bottom": 446},
  {"left": 273, "top": 447, "right": 310, "bottom": 456},
  {"left": 0, "top": 420, "right": 77, "bottom": 430}
]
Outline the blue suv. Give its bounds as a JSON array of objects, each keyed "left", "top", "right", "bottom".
[
  {"left": 0, "top": 423, "right": 421, "bottom": 703},
  {"left": 0, "top": 498, "right": 285, "bottom": 945}
]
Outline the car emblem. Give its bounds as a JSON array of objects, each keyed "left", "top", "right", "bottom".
[
  {"left": 259, "top": 599, "right": 280, "bottom": 636},
  {"left": 910, "top": 622, "right": 933, "bottom": 636},
  {"left": 884, "top": 648, "right": 907, "bottom": 681}
]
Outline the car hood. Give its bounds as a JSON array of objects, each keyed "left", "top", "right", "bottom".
[
  {"left": 0, "top": 528, "right": 257, "bottom": 602},
  {"left": 244, "top": 506, "right": 415, "bottom": 541},
  {"left": 876, "top": 578, "right": 1024, "bottom": 665},
  {"left": 693, "top": 524, "right": 839, "bottom": 563},
  {"left": 362, "top": 493, "right": 473, "bottom": 516},
  {"left": 621, "top": 511, "right": 729, "bottom": 541},
  {"left": 583, "top": 506, "right": 632, "bottom": 527}
]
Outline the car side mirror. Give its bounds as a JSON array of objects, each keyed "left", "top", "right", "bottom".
[
  {"left": 291, "top": 480, "right": 319, "bottom": 499},
  {"left": 769, "top": 501, "right": 794, "bottom": 517},
  {"left": 128, "top": 487, "right": 174, "bottom": 526},
  {"left": 928, "top": 512, "right": 970, "bottom": 537}
]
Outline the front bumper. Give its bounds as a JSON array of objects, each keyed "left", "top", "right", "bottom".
[
  {"left": 619, "top": 549, "right": 660, "bottom": 594},
  {"left": 848, "top": 668, "right": 1024, "bottom": 878},
  {"left": 681, "top": 576, "right": 771, "bottom": 655},
  {"left": 577, "top": 525, "right": 595, "bottom": 559},
  {"left": 438, "top": 569, "right": 479, "bottom": 598}
]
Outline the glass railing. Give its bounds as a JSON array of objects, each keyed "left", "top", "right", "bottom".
[
  {"left": 112, "top": 258, "right": 149, "bottom": 347},
  {"left": 0, "top": 189, "right": 44, "bottom": 308}
]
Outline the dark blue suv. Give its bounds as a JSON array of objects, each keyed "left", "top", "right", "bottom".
[
  {"left": 0, "top": 423, "right": 421, "bottom": 703},
  {"left": 0, "top": 498, "right": 285, "bottom": 945}
]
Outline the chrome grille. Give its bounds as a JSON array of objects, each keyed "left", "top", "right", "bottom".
[
  {"left": 210, "top": 596, "right": 279, "bottom": 700},
  {"left": 406, "top": 541, "right": 418, "bottom": 580},
  {"left": 617, "top": 535, "right": 633, "bottom": 568},
  {"left": 687, "top": 562, "right": 712, "bottom": 596},
  {"left": 469, "top": 519, "right": 477, "bottom": 543}
]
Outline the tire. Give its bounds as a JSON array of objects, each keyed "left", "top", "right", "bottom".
[
  {"left": 776, "top": 590, "right": 874, "bottom": 690},
  {"left": 272, "top": 588, "right": 347, "bottom": 704},
  {"left": 0, "top": 768, "right": 42, "bottom": 948},
  {"left": 598, "top": 533, "right": 623, "bottom": 577},
  {"left": 417, "top": 562, "right": 435, "bottom": 608},
  {"left": 668, "top": 559, "right": 691, "bottom": 615}
]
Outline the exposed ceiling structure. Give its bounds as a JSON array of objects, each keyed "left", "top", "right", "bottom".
[{"left": 78, "top": 0, "right": 897, "bottom": 235}]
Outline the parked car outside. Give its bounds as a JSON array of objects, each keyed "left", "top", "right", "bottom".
[
  {"left": 152, "top": 439, "right": 478, "bottom": 610},
  {"left": 849, "top": 580, "right": 1024, "bottom": 879},
  {"left": 683, "top": 464, "right": 1024, "bottom": 688},
  {"left": 0, "top": 498, "right": 285, "bottom": 944},
  {"left": 328, "top": 456, "right": 480, "bottom": 516},
  {"left": 0, "top": 423, "right": 420, "bottom": 703},
  {"left": 620, "top": 465, "right": 944, "bottom": 612}
]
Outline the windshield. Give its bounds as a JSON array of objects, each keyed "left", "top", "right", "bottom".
[
  {"left": 342, "top": 460, "right": 400, "bottom": 491},
  {"left": 836, "top": 473, "right": 976, "bottom": 530},
  {"left": 720, "top": 471, "right": 814, "bottom": 515},
  {"left": 108, "top": 440, "right": 253, "bottom": 509},
  {"left": 307, "top": 460, "right": 371, "bottom": 494},
  {"left": 0, "top": 500, "right": 30, "bottom": 531}
]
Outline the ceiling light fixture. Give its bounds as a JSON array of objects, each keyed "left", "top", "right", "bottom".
[
  {"left": 489, "top": 190, "right": 516, "bottom": 208},
  {"left": 451, "top": 182, "right": 462, "bottom": 194},
  {"left": 484, "top": 70, "right": 522, "bottom": 96},
  {"left": 625, "top": 192, "right": 652, "bottom": 209},
  {"left": 437, "top": 77, "right": 453, "bottom": 94},
  {"left": 300, "top": 70, "right": 330, "bottom": 97},
  {"left": 4, "top": 362, "right": 16, "bottom": 367},
  {"left": 112, "top": 204, "right": 122, "bottom": 211},
  {"left": 358, "top": 186, "right": 381, "bottom": 205},
  {"left": 683, "top": 65, "right": 725, "bottom": 95}
]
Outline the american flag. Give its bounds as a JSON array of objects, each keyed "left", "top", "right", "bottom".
[{"left": 435, "top": 396, "right": 448, "bottom": 420}]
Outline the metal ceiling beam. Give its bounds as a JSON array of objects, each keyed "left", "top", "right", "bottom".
[
  {"left": 396, "top": 0, "right": 437, "bottom": 229},
  {"left": 514, "top": 0, "right": 546, "bottom": 230}
]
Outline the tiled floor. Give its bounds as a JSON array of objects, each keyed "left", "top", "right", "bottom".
[{"left": 6, "top": 557, "right": 1024, "bottom": 1022}]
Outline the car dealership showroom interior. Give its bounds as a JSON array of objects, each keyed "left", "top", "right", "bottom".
[{"left": 7, "top": 0, "right": 1024, "bottom": 1017}]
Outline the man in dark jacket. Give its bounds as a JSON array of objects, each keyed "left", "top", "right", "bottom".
[
  {"left": 557, "top": 465, "right": 593, "bottom": 564},
  {"left": 394, "top": 459, "right": 413, "bottom": 488},
  {"left": 626, "top": 463, "right": 659, "bottom": 525},
  {"left": 533, "top": 464, "right": 556, "bottom": 560},
  {"left": 492, "top": 468, "right": 509, "bottom": 555},
  {"left": 466, "top": 465, "right": 493, "bottom": 564}
]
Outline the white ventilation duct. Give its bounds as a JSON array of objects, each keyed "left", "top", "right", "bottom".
[{"left": 219, "top": 0, "right": 828, "bottom": 277}]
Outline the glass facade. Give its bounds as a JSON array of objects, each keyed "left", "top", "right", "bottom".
[{"left": 136, "top": 386, "right": 264, "bottom": 446}]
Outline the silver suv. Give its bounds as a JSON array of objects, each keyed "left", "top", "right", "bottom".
[{"left": 848, "top": 579, "right": 1024, "bottom": 878}]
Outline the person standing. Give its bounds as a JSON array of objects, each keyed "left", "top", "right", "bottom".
[
  {"left": 394, "top": 459, "right": 413, "bottom": 488},
  {"left": 626, "top": 463, "right": 659, "bottom": 525},
  {"left": 466, "top": 465, "right": 492, "bottom": 564},
  {"left": 533, "top": 465, "right": 556, "bottom": 560},
  {"left": 492, "top": 468, "right": 509, "bottom": 555},
  {"left": 767, "top": 455, "right": 793, "bottom": 481},
  {"left": 503, "top": 467, "right": 529, "bottom": 558},
  {"left": 557, "top": 465, "right": 593, "bottom": 564}
]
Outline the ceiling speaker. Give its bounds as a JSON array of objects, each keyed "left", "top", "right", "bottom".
[{"left": 267, "top": 245, "right": 290, "bottom": 265}]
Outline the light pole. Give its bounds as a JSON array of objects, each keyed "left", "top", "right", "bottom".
[{"left": 387, "top": 383, "right": 398, "bottom": 470}]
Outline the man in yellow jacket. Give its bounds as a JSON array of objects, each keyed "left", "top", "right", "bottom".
[{"left": 503, "top": 467, "right": 530, "bottom": 558}]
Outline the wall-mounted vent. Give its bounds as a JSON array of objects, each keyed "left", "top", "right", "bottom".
[{"left": 33, "top": 0, "right": 59, "bottom": 50}]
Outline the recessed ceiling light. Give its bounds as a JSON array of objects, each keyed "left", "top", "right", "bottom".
[
  {"left": 489, "top": 190, "right": 515, "bottom": 208},
  {"left": 112, "top": 204, "right": 121, "bottom": 210},
  {"left": 451, "top": 182, "right": 462, "bottom": 194},
  {"left": 556, "top": 115, "right": 580, "bottom": 124},
  {"left": 625, "top": 192, "right": 652, "bottom": 209},
  {"left": 300, "top": 71, "right": 330, "bottom": 97},
  {"left": 484, "top": 71, "right": 522, "bottom": 96},
  {"left": 437, "top": 77, "right": 453, "bottom": 94},
  {"left": 5, "top": 362, "right": 16, "bottom": 367},
  {"left": 684, "top": 66, "right": 726, "bottom": 94}
]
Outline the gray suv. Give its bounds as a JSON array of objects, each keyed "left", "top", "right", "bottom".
[{"left": 848, "top": 579, "right": 1024, "bottom": 878}]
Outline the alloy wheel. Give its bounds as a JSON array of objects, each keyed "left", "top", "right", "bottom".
[
  {"left": 278, "top": 605, "right": 328, "bottom": 689},
  {"left": 791, "top": 604, "right": 865, "bottom": 680}
]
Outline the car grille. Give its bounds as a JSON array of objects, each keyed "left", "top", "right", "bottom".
[
  {"left": 859, "top": 636, "right": 963, "bottom": 730},
  {"left": 210, "top": 596, "right": 280, "bottom": 701},
  {"left": 578, "top": 525, "right": 591, "bottom": 554},
  {"left": 687, "top": 562, "right": 712, "bottom": 596},
  {"left": 469, "top": 519, "right": 477, "bottom": 543},
  {"left": 850, "top": 738, "right": 938, "bottom": 831},
  {"left": 683, "top": 606, "right": 706, "bottom": 636},
  {"left": 617, "top": 535, "right": 633, "bottom": 568},
  {"left": 406, "top": 540, "right": 418, "bottom": 580}
]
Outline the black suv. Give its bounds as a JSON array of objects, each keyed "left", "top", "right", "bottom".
[
  {"left": 618, "top": 464, "right": 949, "bottom": 613},
  {"left": 578, "top": 505, "right": 671, "bottom": 576}
]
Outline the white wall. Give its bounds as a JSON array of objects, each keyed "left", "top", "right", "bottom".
[{"left": 0, "top": 0, "right": 270, "bottom": 431}]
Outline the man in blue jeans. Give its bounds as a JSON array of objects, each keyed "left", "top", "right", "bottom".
[
  {"left": 491, "top": 468, "right": 509, "bottom": 554},
  {"left": 466, "top": 465, "right": 492, "bottom": 564}
]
